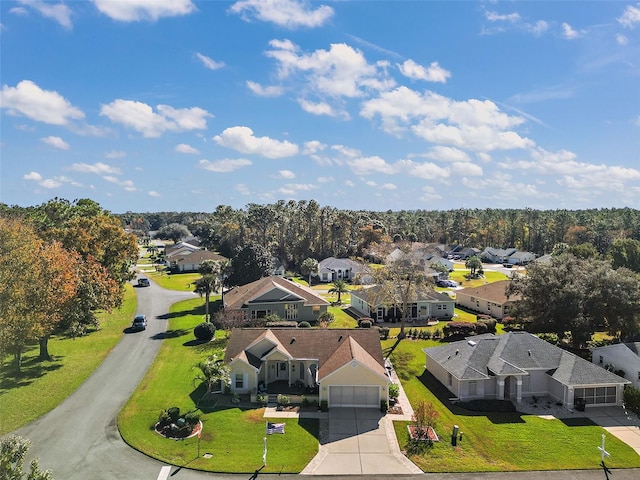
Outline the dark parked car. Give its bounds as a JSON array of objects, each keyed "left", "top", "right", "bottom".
[
  {"left": 138, "top": 277, "right": 150, "bottom": 287},
  {"left": 131, "top": 314, "right": 147, "bottom": 331}
]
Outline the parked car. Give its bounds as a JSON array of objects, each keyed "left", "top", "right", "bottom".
[
  {"left": 131, "top": 314, "right": 147, "bottom": 331},
  {"left": 138, "top": 277, "right": 150, "bottom": 287}
]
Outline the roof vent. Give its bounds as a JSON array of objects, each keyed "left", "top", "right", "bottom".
[
  {"left": 290, "top": 337, "right": 296, "bottom": 344},
  {"left": 527, "top": 350, "right": 531, "bottom": 356},
  {"left": 468, "top": 340, "right": 477, "bottom": 346},
  {"left": 455, "top": 349, "right": 459, "bottom": 355},
  {"left": 338, "top": 335, "right": 343, "bottom": 342}
]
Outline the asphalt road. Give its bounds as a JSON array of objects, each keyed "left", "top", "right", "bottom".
[{"left": 12, "top": 277, "right": 640, "bottom": 480}]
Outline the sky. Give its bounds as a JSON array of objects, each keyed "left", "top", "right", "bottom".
[{"left": 1, "top": 0, "right": 639, "bottom": 214}]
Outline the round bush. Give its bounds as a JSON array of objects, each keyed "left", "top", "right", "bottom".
[
  {"left": 194, "top": 322, "right": 216, "bottom": 341},
  {"left": 359, "top": 319, "right": 372, "bottom": 328},
  {"left": 297, "top": 321, "right": 311, "bottom": 328}
]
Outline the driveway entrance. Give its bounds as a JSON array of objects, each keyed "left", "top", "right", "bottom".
[
  {"left": 586, "top": 406, "right": 640, "bottom": 456},
  {"left": 301, "top": 407, "right": 421, "bottom": 475}
]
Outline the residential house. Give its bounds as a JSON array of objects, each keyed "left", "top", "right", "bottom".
[
  {"left": 506, "top": 251, "right": 536, "bottom": 265},
  {"left": 424, "top": 332, "right": 629, "bottom": 409},
  {"left": 315, "top": 257, "right": 371, "bottom": 284},
  {"left": 172, "top": 250, "right": 228, "bottom": 273},
  {"left": 456, "top": 247, "right": 481, "bottom": 260},
  {"left": 223, "top": 276, "right": 329, "bottom": 323},
  {"left": 455, "top": 280, "right": 519, "bottom": 320},
  {"left": 224, "top": 328, "right": 391, "bottom": 408},
  {"left": 164, "top": 241, "right": 201, "bottom": 266},
  {"left": 350, "top": 284, "right": 455, "bottom": 323},
  {"left": 271, "top": 257, "right": 286, "bottom": 277},
  {"left": 386, "top": 247, "right": 454, "bottom": 272},
  {"left": 592, "top": 343, "right": 640, "bottom": 389},
  {"left": 479, "top": 247, "right": 517, "bottom": 264}
]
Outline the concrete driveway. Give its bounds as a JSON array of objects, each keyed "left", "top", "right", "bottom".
[
  {"left": 301, "top": 408, "right": 421, "bottom": 475},
  {"left": 586, "top": 406, "right": 640, "bottom": 457}
]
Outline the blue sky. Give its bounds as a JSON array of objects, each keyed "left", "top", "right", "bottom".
[{"left": 1, "top": 0, "right": 639, "bottom": 214}]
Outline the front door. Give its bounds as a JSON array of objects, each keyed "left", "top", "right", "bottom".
[{"left": 277, "top": 361, "right": 288, "bottom": 380}]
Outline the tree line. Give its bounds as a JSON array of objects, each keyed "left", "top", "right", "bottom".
[
  {"left": 0, "top": 198, "right": 138, "bottom": 371},
  {"left": 115, "top": 201, "right": 640, "bottom": 271}
]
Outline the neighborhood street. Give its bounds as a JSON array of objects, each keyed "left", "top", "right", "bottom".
[{"left": 10, "top": 278, "right": 640, "bottom": 480}]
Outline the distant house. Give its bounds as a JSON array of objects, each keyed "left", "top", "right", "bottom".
[
  {"left": 386, "top": 247, "right": 454, "bottom": 272},
  {"left": 224, "top": 328, "right": 390, "bottom": 407},
  {"left": 164, "top": 241, "right": 201, "bottom": 265},
  {"left": 456, "top": 247, "right": 481, "bottom": 260},
  {"left": 592, "top": 343, "right": 640, "bottom": 389},
  {"left": 223, "top": 276, "right": 329, "bottom": 323},
  {"left": 171, "top": 250, "right": 227, "bottom": 273},
  {"left": 455, "top": 280, "right": 519, "bottom": 320},
  {"left": 315, "top": 257, "right": 371, "bottom": 284},
  {"left": 271, "top": 257, "right": 286, "bottom": 277},
  {"left": 506, "top": 251, "right": 536, "bottom": 265},
  {"left": 424, "top": 332, "right": 629, "bottom": 409},
  {"left": 350, "top": 284, "right": 454, "bottom": 323},
  {"left": 479, "top": 247, "right": 517, "bottom": 264}
]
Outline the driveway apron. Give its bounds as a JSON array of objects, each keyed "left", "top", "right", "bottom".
[
  {"left": 302, "top": 407, "right": 421, "bottom": 475},
  {"left": 585, "top": 406, "right": 640, "bottom": 457}
]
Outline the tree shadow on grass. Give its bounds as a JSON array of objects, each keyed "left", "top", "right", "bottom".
[
  {"left": 158, "top": 304, "right": 207, "bottom": 321},
  {"left": 150, "top": 329, "right": 191, "bottom": 340},
  {"left": 0, "top": 357, "right": 63, "bottom": 393},
  {"left": 416, "top": 370, "right": 525, "bottom": 424}
]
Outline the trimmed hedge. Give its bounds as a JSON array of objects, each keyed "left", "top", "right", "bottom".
[{"left": 194, "top": 322, "right": 216, "bottom": 341}]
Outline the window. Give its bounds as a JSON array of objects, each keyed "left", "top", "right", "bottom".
[
  {"left": 599, "top": 356, "right": 603, "bottom": 364},
  {"left": 235, "top": 373, "right": 244, "bottom": 389},
  {"left": 251, "top": 310, "right": 269, "bottom": 319},
  {"left": 284, "top": 303, "right": 298, "bottom": 320},
  {"left": 312, "top": 306, "right": 320, "bottom": 314},
  {"left": 574, "top": 386, "right": 616, "bottom": 405}
]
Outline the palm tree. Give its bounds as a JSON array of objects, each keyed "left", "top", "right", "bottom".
[
  {"left": 465, "top": 256, "right": 483, "bottom": 277},
  {"left": 193, "top": 354, "right": 230, "bottom": 402},
  {"left": 194, "top": 260, "right": 220, "bottom": 322},
  {"left": 328, "top": 279, "right": 349, "bottom": 304}
]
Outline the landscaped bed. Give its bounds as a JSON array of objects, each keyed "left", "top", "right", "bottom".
[{"left": 383, "top": 337, "right": 640, "bottom": 472}]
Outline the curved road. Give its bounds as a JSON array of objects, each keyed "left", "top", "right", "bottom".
[{"left": 13, "top": 279, "right": 640, "bottom": 480}]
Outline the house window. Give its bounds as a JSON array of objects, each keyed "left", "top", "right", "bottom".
[
  {"left": 599, "top": 356, "right": 603, "bottom": 364},
  {"left": 251, "top": 310, "right": 269, "bottom": 319},
  {"left": 235, "top": 373, "right": 244, "bottom": 389},
  {"left": 312, "top": 306, "right": 320, "bottom": 314},
  {"left": 574, "top": 386, "right": 616, "bottom": 405},
  {"left": 284, "top": 303, "right": 298, "bottom": 320}
]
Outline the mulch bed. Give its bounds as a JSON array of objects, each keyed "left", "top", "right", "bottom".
[
  {"left": 407, "top": 425, "right": 439, "bottom": 442},
  {"left": 155, "top": 420, "right": 202, "bottom": 440},
  {"left": 387, "top": 404, "right": 404, "bottom": 415}
]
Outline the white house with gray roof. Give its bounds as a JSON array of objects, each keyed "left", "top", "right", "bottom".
[
  {"left": 315, "top": 257, "right": 372, "bottom": 284},
  {"left": 592, "top": 342, "right": 640, "bottom": 389},
  {"left": 424, "top": 332, "right": 629, "bottom": 410}
]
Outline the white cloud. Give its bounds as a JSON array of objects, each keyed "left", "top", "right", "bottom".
[
  {"left": 103, "top": 175, "right": 136, "bottom": 191},
  {"left": 331, "top": 144, "right": 361, "bottom": 158},
  {"left": 246, "top": 81, "right": 284, "bottom": 97},
  {"left": 527, "top": 20, "right": 549, "bottom": 36},
  {"left": 0, "top": 80, "right": 84, "bottom": 126},
  {"left": 381, "top": 183, "right": 397, "bottom": 190},
  {"left": 229, "top": 0, "right": 334, "bottom": 29},
  {"left": 424, "top": 146, "right": 470, "bottom": 163},
  {"left": 195, "top": 52, "right": 225, "bottom": 70},
  {"left": 94, "top": 0, "right": 196, "bottom": 22},
  {"left": 616, "top": 34, "right": 629, "bottom": 45},
  {"left": 71, "top": 162, "right": 121, "bottom": 175},
  {"left": 235, "top": 183, "right": 250, "bottom": 195},
  {"left": 17, "top": 0, "right": 73, "bottom": 29},
  {"left": 148, "top": 190, "right": 160, "bottom": 197},
  {"left": 347, "top": 156, "right": 396, "bottom": 175},
  {"left": 397, "top": 159, "right": 450, "bottom": 180},
  {"left": 398, "top": 60, "right": 451, "bottom": 83},
  {"left": 41, "top": 135, "right": 69, "bottom": 150},
  {"left": 618, "top": 4, "right": 640, "bottom": 28},
  {"left": 24, "top": 171, "right": 73, "bottom": 189},
  {"left": 485, "top": 11, "right": 521, "bottom": 23},
  {"left": 265, "top": 40, "right": 394, "bottom": 99},
  {"left": 278, "top": 169, "right": 296, "bottom": 179},
  {"left": 105, "top": 150, "right": 126, "bottom": 159},
  {"left": 175, "top": 143, "right": 200, "bottom": 154},
  {"left": 39, "top": 178, "right": 63, "bottom": 188},
  {"left": 100, "top": 100, "right": 211, "bottom": 137},
  {"left": 213, "top": 126, "right": 298, "bottom": 158},
  {"left": 419, "top": 185, "right": 442, "bottom": 202},
  {"left": 24, "top": 171, "right": 42, "bottom": 181},
  {"left": 317, "top": 176, "right": 334, "bottom": 183},
  {"left": 561, "top": 22, "right": 582, "bottom": 39},
  {"left": 345, "top": 180, "right": 355, "bottom": 187},
  {"left": 302, "top": 140, "right": 326, "bottom": 155},
  {"left": 298, "top": 98, "right": 336, "bottom": 116},
  {"left": 198, "top": 158, "right": 252, "bottom": 172}
]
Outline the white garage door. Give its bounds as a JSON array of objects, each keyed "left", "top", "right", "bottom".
[{"left": 329, "top": 386, "right": 379, "bottom": 407}]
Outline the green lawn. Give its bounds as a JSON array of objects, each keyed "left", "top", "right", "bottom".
[
  {"left": 118, "top": 297, "right": 320, "bottom": 473},
  {"left": 0, "top": 284, "right": 137, "bottom": 435},
  {"left": 383, "top": 338, "right": 640, "bottom": 472},
  {"left": 144, "top": 271, "right": 201, "bottom": 291}
]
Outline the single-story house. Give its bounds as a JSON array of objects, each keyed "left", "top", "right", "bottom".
[
  {"left": 164, "top": 241, "right": 201, "bottom": 265},
  {"left": 224, "top": 328, "right": 391, "bottom": 407},
  {"left": 171, "top": 250, "right": 228, "bottom": 273},
  {"left": 479, "top": 247, "right": 517, "bottom": 264},
  {"left": 506, "top": 251, "right": 536, "bottom": 265},
  {"left": 271, "top": 257, "right": 286, "bottom": 277},
  {"left": 315, "top": 257, "right": 372, "bottom": 284},
  {"left": 386, "top": 247, "right": 454, "bottom": 272},
  {"left": 223, "top": 276, "right": 329, "bottom": 323},
  {"left": 424, "top": 332, "right": 630, "bottom": 409},
  {"left": 350, "top": 284, "right": 455, "bottom": 323},
  {"left": 455, "top": 280, "right": 519, "bottom": 320},
  {"left": 592, "top": 342, "right": 640, "bottom": 389}
]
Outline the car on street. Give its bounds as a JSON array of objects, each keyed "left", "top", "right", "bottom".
[
  {"left": 131, "top": 314, "right": 147, "bottom": 331},
  {"left": 137, "top": 277, "right": 150, "bottom": 287}
]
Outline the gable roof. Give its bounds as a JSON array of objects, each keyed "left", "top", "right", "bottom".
[
  {"left": 456, "top": 280, "right": 520, "bottom": 304},
  {"left": 224, "top": 276, "right": 329, "bottom": 310},
  {"left": 425, "top": 332, "right": 629, "bottom": 386},
  {"left": 593, "top": 342, "right": 640, "bottom": 357},
  {"left": 175, "top": 250, "right": 227, "bottom": 265},
  {"left": 351, "top": 284, "right": 452, "bottom": 305},
  {"left": 318, "top": 257, "right": 367, "bottom": 273},
  {"left": 224, "top": 328, "right": 387, "bottom": 380}
]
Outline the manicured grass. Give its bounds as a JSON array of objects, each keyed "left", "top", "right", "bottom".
[
  {"left": 144, "top": 271, "right": 200, "bottom": 291},
  {"left": 449, "top": 269, "right": 509, "bottom": 288},
  {"left": 328, "top": 306, "right": 358, "bottom": 328},
  {"left": 0, "top": 284, "right": 137, "bottom": 435},
  {"left": 118, "top": 297, "right": 320, "bottom": 473},
  {"left": 383, "top": 338, "right": 640, "bottom": 472}
]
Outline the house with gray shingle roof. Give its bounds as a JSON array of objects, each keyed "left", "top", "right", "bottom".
[
  {"left": 592, "top": 342, "right": 640, "bottom": 389},
  {"left": 315, "top": 257, "right": 372, "bottom": 284},
  {"left": 424, "top": 332, "right": 629, "bottom": 410},
  {"left": 223, "top": 276, "right": 329, "bottom": 323},
  {"left": 224, "top": 328, "right": 390, "bottom": 407},
  {"left": 455, "top": 280, "right": 519, "bottom": 320}
]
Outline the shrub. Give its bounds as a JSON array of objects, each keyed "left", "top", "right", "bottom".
[
  {"left": 443, "top": 322, "right": 477, "bottom": 338},
  {"left": 194, "top": 322, "right": 216, "bottom": 341},
  {"left": 157, "top": 409, "right": 171, "bottom": 427},
  {"left": 388, "top": 383, "right": 400, "bottom": 399},
  {"left": 624, "top": 385, "right": 640, "bottom": 415},
  {"left": 380, "top": 400, "right": 388, "bottom": 413},
  {"left": 277, "top": 394, "right": 290, "bottom": 406},
  {"left": 167, "top": 407, "right": 180, "bottom": 422},
  {"left": 359, "top": 319, "right": 372, "bottom": 328},
  {"left": 256, "top": 393, "right": 267, "bottom": 404},
  {"left": 184, "top": 411, "right": 200, "bottom": 427},
  {"left": 320, "top": 400, "right": 328, "bottom": 412},
  {"left": 297, "top": 321, "right": 311, "bottom": 328},
  {"left": 379, "top": 327, "right": 390, "bottom": 340},
  {"left": 301, "top": 395, "right": 310, "bottom": 407}
]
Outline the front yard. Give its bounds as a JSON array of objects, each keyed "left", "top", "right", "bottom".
[
  {"left": 118, "top": 297, "right": 320, "bottom": 473},
  {"left": 384, "top": 337, "right": 640, "bottom": 472}
]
